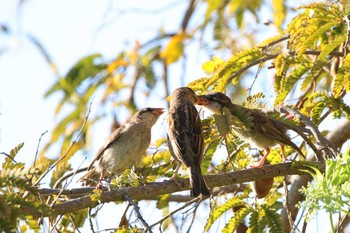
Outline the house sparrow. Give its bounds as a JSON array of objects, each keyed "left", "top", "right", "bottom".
[
  {"left": 196, "top": 92, "right": 304, "bottom": 168},
  {"left": 167, "top": 87, "right": 211, "bottom": 197},
  {"left": 79, "top": 107, "right": 164, "bottom": 188}
]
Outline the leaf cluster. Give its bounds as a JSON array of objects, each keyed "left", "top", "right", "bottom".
[
  {"left": 0, "top": 143, "right": 48, "bottom": 232},
  {"left": 4, "top": 0, "right": 350, "bottom": 232},
  {"left": 204, "top": 195, "right": 285, "bottom": 233},
  {"left": 299, "top": 154, "right": 350, "bottom": 225}
]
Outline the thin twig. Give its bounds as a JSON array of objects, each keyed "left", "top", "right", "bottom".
[
  {"left": 180, "top": 0, "right": 198, "bottom": 32},
  {"left": 162, "top": 59, "right": 170, "bottom": 109},
  {"left": 226, "top": 50, "right": 344, "bottom": 86},
  {"left": 33, "top": 130, "right": 48, "bottom": 167},
  {"left": 119, "top": 204, "right": 131, "bottom": 228},
  {"left": 49, "top": 215, "right": 63, "bottom": 233},
  {"left": 295, "top": 68, "right": 323, "bottom": 108},
  {"left": 88, "top": 207, "right": 96, "bottom": 233},
  {"left": 185, "top": 199, "right": 202, "bottom": 233},
  {"left": 248, "top": 60, "right": 264, "bottom": 96},
  {"left": 149, "top": 196, "right": 202, "bottom": 228},
  {"left": 0, "top": 152, "right": 17, "bottom": 163},
  {"left": 283, "top": 178, "right": 294, "bottom": 231},
  {"left": 258, "top": 35, "right": 290, "bottom": 50},
  {"left": 96, "top": 1, "right": 184, "bottom": 31},
  {"left": 277, "top": 106, "right": 336, "bottom": 160},
  {"left": 124, "top": 194, "right": 152, "bottom": 233},
  {"left": 52, "top": 166, "right": 88, "bottom": 189},
  {"left": 279, "top": 120, "right": 322, "bottom": 159},
  {"left": 33, "top": 100, "right": 93, "bottom": 187},
  {"left": 68, "top": 213, "right": 82, "bottom": 233}
]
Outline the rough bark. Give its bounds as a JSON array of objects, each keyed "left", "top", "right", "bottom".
[{"left": 33, "top": 162, "right": 319, "bottom": 217}]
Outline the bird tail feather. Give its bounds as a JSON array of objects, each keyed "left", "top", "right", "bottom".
[
  {"left": 77, "top": 168, "right": 99, "bottom": 185},
  {"left": 289, "top": 141, "right": 305, "bottom": 158},
  {"left": 189, "top": 166, "right": 211, "bottom": 197}
]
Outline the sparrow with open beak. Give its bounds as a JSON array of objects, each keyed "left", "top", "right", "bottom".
[
  {"left": 167, "top": 87, "right": 210, "bottom": 197},
  {"left": 79, "top": 107, "right": 164, "bottom": 188},
  {"left": 196, "top": 92, "right": 304, "bottom": 168}
]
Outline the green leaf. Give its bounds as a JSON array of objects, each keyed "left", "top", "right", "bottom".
[
  {"left": 272, "top": 0, "right": 286, "bottom": 28},
  {"left": 9, "top": 142, "right": 24, "bottom": 159},
  {"left": 265, "top": 208, "right": 284, "bottom": 233},
  {"left": 297, "top": 21, "right": 339, "bottom": 57},
  {"left": 318, "top": 34, "right": 346, "bottom": 61},
  {"left": 205, "top": 197, "right": 245, "bottom": 232},
  {"left": 222, "top": 206, "right": 252, "bottom": 233},
  {"left": 248, "top": 210, "right": 263, "bottom": 233},
  {"left": 205, "top": 47, "right": 263, "bottom": 91},
  {"left": 213, "top": 114, "right": 230, "bottom": 138}
]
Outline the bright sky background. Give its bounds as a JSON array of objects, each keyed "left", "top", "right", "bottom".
[
  {"left": 0, "top": 0, "right": 346, "bottom": 232},
  {"left": 0, "top": 0, "right": 209, "bottom": 231},
  {"left": 0, "top": 0, "right": 190, "bottom": 166}
]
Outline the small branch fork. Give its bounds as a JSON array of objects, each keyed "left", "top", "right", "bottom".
[
  {"left": 277, "top": 106, "right": 337, "bottom": 160},
  {"left": 124, "top": 194, "right": 153, "bottom": 233}
]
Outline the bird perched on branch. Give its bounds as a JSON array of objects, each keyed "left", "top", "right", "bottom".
[
  {"left": 79, "top": 107, "right": 164, "bottom": 188},
  {"left": 167, "top": 87, "right": 210, "bottom": 197},
  {"left": 196, "top": 92, "right": 304, "bottom": 168}
]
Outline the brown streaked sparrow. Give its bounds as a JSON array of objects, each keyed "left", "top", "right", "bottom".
[
  {"left": 196, "top": 92, "right": 304, "bottom": 168},
  {"left": 167, "top": 87, "right": 211, "bottom": 197},
  {"left": 79, "top": 107, "right": 164, "bottom": 188}
]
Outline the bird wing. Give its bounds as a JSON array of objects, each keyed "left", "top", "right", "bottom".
[
  {"left": 251, "top": 110, "right": 298, "bottom": 146},
  {"left": 251, "top": 111, "right": 285, "bottom": 138},
  {"left": 87, "top": 125, "right": 126, "bottom": 170},
  {"left": 167, "top": 103, "right": 203, "bottom": 167}
]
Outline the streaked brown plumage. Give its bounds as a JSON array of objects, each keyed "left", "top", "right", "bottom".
[
  {"left": 197, "top": 92, "right": 304, "bottom": 168},
  {"left": 166, "top": 87, "right": 210, "bottom": 197},
  {"left": 79, "top": 107, "right": 164, "bottom": 188}
]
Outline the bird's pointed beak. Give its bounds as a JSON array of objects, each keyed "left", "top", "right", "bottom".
[
  {"left": 152, "top": 108, "right": 165, "bottom": 115},
  {"left": 196, "top": 96, "right": 209, "bottom": 105}
]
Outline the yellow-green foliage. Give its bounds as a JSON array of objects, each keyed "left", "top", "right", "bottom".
[
  {"left": 333, "top": 54, "right": 350, "bottom": 99},
  {"left": 287, "top": 3, "right": 344, "bottom": 57},
  {"left": 299, "top": 155, "right": 350, "bottom": 226},
  {"left": 204, "top": 197, "right": 246, "bottom": 232},
  {"left": 205, "top": 48, "right": 264, "bottom": 91},
  {"left": 0, "top": 144, "right": 47, "bottom": 232}
]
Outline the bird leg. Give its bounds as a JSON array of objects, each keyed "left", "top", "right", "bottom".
[
  {"left": 170, "top": 162, "right": 181, "bottom": 183},
  {"left": 169, "top": 162, "right": 182, "bottom": 190},
  {"left": 280, "top": 145, "right": 287, "bottom": 162},
  {"left": 96, "top": 172, "right": 105, "bottom": 190},
  {"left": 249, "top": 148, "right": 270, "bottom": 169}
]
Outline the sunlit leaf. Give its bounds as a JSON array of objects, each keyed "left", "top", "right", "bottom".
[{"left": 160, "top": 33, "right": 186, "bottom": 64}]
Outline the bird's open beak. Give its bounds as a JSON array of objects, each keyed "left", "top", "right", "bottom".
[
  {"left": 152, "top": 108, "right": 165, "bottom": 115},
  {"left": 196, "top": 96, "right": 209, "bottom": 105}
]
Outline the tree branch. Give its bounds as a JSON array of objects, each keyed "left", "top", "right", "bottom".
[
  {"left": 33, "top": 162, "right": 319, "bottom": 217},
  {"left": 226, "top": 50, "right": 344, "bottom": 86},
  {"left": 281, "top": 121, "right": 350, "bottom": 232},
  {"left": 124, "top": 194, "right": 152, "bottom": 232},
  {"left": 180, "top": 0, "right": 198, "bottom": 33},
  {"left": 278, "top": 106, "right": 337, "bottom": 160}
]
